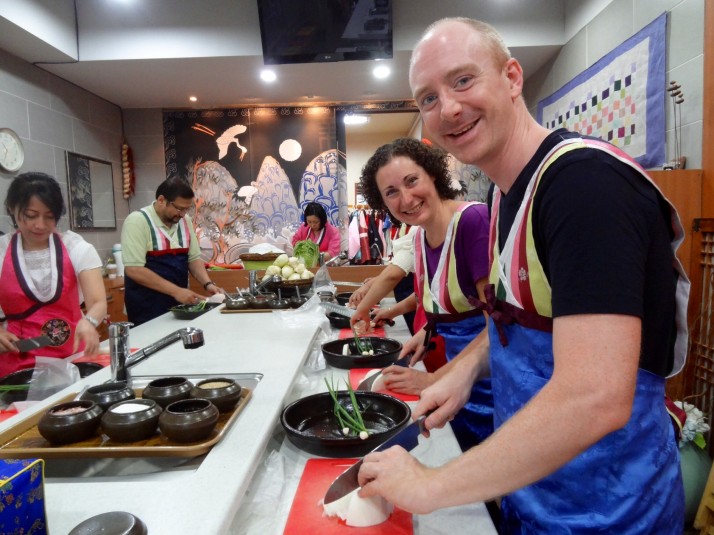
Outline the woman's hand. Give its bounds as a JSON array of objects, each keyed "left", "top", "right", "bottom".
[
  {"left": 74, "top": 318, "right": 100, "bottom": 356},
  {"left": 399, "top": 329, "right": 427, "bottom": 365},
  {"left": 370, "top": 306, "right": 394, "bottom": 328},
  {"left": 382, "top": 366, "right": 434, "bottom": 395},
  {"left": 349, "top": 278, "right": 374, "bottom": 307},
  {"left": 350, "top": 307, "right": 372, "bottom": 332},
  {"left": 0, "top": 328, "right": 20, "bottom": 353}
]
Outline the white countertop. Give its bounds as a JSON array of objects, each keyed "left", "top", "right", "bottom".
[{"left": 0, "top": 303, "right": 497, "bottom": 535}]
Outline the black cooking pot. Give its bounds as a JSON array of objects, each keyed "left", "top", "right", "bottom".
[
  {"left": 281, "top": 391, "right": 411, "bottom": 457},
  {"left": 0, "top": 362, "right": 104, "bottom": 406}
]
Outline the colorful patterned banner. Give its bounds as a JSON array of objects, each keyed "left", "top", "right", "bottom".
[{"left": 537, "top": 13, "right": 666, "bottom": 169}]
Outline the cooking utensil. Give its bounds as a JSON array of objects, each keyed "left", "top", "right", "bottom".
[
  {"left": 14, "top": 335, "right": 53, "bottom": 352},
  {"left": 320, "top": 302, "right": 396, "bottom": 327},
  {"left": 169, "top": 302, "right": 220, "bottom": 320},
  {"left": 280, "top": 391, "right": 411, "bottom": 458},
  {"left": 321, "top": 337, "right": 402, "bottom": 369},
  {"left": 355, "top": 352, "right": 413, "bottom": 391},
  {"left": 323, "top": 415, "right": 429, "bottom": 504}
]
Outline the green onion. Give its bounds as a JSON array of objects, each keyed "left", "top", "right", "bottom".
[
  {"left": 324, "top": 376, "right": 369, "bottom": 437},
  {"left": 0, "top": 385, "right": 30, "bottom": 392}
]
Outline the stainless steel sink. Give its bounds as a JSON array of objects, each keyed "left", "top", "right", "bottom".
[{"left": 43, "top": 372, "right": 262, "bottom": 480}]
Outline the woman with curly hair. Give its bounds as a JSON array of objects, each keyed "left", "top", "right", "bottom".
[{"left": 352, "top": 137, "right": 493, "bottom": 450}]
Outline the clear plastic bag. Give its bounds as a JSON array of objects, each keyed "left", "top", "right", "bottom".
[
  {"left": 26, "top": 356, "right": 81, "bottom": 401},
  {"left": 311, "top": 263, "right": 336, "bottom": 296}
]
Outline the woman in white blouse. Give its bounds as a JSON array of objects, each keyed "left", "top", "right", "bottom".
[{"left": 0, "top": 172, "right": 106, "bottom": 377}]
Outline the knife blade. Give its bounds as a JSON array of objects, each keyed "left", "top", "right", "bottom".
[
  {"left": 14, "top": 335, "right": 53, "bottom": 352},
  {"left": 355, "top": 352, "right": 413, "bottom": 391},
  {"left": 323, "top": 415, "right": 428, "bottom": 504}
]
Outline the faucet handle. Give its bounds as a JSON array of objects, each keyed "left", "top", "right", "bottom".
[{"left": 108, "top": 321, "right": 134, "bottom": 337}]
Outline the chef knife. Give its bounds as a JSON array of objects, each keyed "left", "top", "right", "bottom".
[
  {"left": 355, "top": 352, "right": 413, "bottom": 391},
  {"left": 323, "top": 414, "right": 429, "bottom": 505},
  {"left": 14, "top": 335, "right": 53, "bottom": 352}
]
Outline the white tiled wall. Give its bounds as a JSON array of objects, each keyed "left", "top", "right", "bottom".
[
  {"left": 524, "top": 0, "right": 704, "bottom": 169},
  {"left": 0, "top": 47, "right": 128, "bottom": 261}
]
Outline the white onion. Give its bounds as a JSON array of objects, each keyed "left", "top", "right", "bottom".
[{"left": 322, "top": 488, "right": 392, "bottom": 527}]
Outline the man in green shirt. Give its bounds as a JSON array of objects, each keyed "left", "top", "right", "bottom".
[{"left": 121, "top": 178, "right": 221, "bottom": 325}]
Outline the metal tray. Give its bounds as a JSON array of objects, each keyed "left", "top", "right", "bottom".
[{"left": 0, "top": 373, "right": 262, "bottom": 459}]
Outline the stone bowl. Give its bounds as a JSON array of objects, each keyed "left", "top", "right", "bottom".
[
  {"left": 80, "top": 381, "right": 135, "bottom": 412},
  {"left": 101, "top": 399, "right": 162, "bottom": 442},
  {"left": 248, "top": 293, "right": 276, "bottom": 309},
  {"left": 189, "top": 378, "right": 242, "bottom": 412},
  {"left": 38, "top": 400, "right": 103, "bottom": 445},
  {"left": 159, "top": 398, "right": 220, "bottom": 443},
  {"left": 224, "top": 294, "right": 251, "bottom": 310},
  {"left": 141, "top": 376, "right": 193, "bottom": 409}
]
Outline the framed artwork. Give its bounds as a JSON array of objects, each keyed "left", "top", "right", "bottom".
[{"left": 537, "top": 13, "right": 666, "bottom": 169}]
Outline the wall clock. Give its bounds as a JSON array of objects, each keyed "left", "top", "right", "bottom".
[{"left": 0, "top": 128, "right": 25, "bottom": 173}]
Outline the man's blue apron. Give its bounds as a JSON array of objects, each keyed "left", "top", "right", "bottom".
[
  {"left": 125, "top": 210, "right": 191, "bottom": 326},
  {"left": 486, "top": 137, "right": 687, "bottom": 533}
]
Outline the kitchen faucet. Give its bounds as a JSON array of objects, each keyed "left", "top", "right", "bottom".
[{"left": 108, "top": 322, "right": 205, "bottom": 384}]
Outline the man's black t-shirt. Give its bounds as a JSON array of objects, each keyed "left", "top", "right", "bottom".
[{"left": 490, "top": 129, "right": 678, "bottom": 377}]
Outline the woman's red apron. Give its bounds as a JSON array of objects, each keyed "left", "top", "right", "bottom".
[{"left": 0, "top": 232, "right": 83, "bottom": 377}]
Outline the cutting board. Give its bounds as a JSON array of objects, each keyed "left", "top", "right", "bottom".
[
  {"left": 339, "top": 327, "right": 386, "bottom": 339},
  {"left": 349, "top": 369, "right": 419, "bottom": 402},
  {"left": 284, "top": 458, "right": 413, "bottom": 534}
]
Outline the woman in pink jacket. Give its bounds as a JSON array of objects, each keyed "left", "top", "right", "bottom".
[{"left": 291, "top": 202, "right": 341, "bottom": 261}]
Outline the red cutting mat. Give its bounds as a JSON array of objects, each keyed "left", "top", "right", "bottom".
[
  {"left": 284, "top": 458, "right": 412, "bottom": 534},
  {"left": 339, "top": 328, "right": 386, "bottom": 339},
  {"left": 349, "top": 369, "right": 419, "bottom": 402}
]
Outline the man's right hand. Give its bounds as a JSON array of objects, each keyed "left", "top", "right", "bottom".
[{"left": 174, "top": 288, "right": 205, "bottom": 305}]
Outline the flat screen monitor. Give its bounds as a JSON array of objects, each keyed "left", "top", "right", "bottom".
[{"left": 257, "top": 0, "right": 392, "bottom": 65}]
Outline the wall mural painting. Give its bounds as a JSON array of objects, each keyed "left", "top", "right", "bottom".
[{"left": 164, "top": 107, "right": 344, "bottom": 264}]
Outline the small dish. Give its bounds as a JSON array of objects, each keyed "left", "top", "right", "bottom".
[
  {"left": 248, "top": 293, "right": 276, "bottom": 308},
  {"left": 68, "top": 511, "right": 148, "bottom": 535},
  {"left": 142, "top": 376, "right": 193, "bottom": 408},
  {"left": 80, "top": 381, "right": 135, "bottom": 412},
  {"left": 190, "top": 378, "right": 242, "bottom": 412},
  {"left": 159, "top": 398, "right": 219, "bottom": 443},
  {"left": 38, "top": 400, "right": 103, "bottom": 445},
  {"left": 101, "top": 399, "right": 162, "bottom": 442},
  {"left": 224, "top": 294, "right": 251, "bottom": 310}
]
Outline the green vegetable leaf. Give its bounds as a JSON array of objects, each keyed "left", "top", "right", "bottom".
[{"left": 293, "top": 240, "right": 320, "bottom": 268}]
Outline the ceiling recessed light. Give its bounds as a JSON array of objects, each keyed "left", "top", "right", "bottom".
[
  {"left": 260, "top": 70, "right": 277, "bottom": 83},
  {"left": 344, "top": 114, "right": 370, "bottom": 125},
  {"left": 373, "top": 65, "right": 390, "bottom": 79},
  {"left": 189, "top": 96, "right": 198, "bottom": 102}
]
